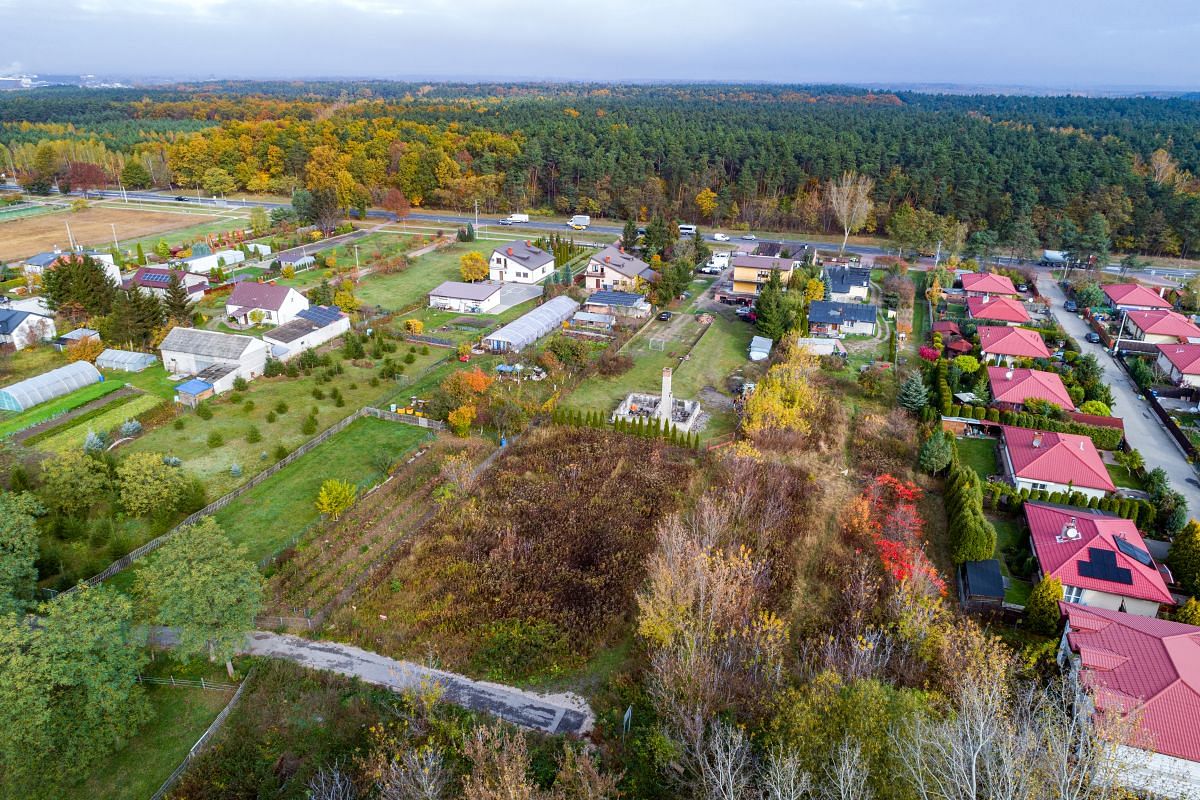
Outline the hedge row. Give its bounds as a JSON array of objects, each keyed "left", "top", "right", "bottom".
[
  {"left": 946, "top": 442, "right": 997, "bottom": 564},
  {"left": 551, "top": 406, "right": 701, "bottom": 450},
  {"left": 937, "top": 403, "right": 1123, "bottom": 450},
  {"left": 982, "top": 480, "right": 1156, "bottom": 529}
]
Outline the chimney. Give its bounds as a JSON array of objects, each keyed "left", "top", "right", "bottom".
[
  {"left": 983, "top": 295, "right": 990, "bottom": 304},
  {"left": 1032, "top": 433, "right": 1043, "bottom": 448},
  {"left": 1059, "top": 517, "right": 1080, "bottom": 542},
  {"left": 659, "top": 368, "right": 674, "bottom": 422},
  {"left": 507, "top": 247, "right": 513, "bottom": 256},
  {"left": 1080, "top": 440, "right": 1085, "bottom": 451},
  {"left": 605, "top": 256, "right": 611, "bottom": 263},
  {"left": 1005, "top": 369, "right": 1014, "bottom": 380},
  {"left": 1160, "top": 286, "right": 1166, "bottom": 298}
]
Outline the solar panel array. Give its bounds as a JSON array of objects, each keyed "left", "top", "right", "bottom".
[
  {"left": 1114, "top": 536, "right": 1155, "bottom": 568},
  {"left": 140, "top": 272, "right": 172, "bottom": 284},
  {"left": 1078, "top": 547, "right": 1134, "bottom": 585},
  {"left": 298, "top": 305, "right": 342, "bottom": 327}
]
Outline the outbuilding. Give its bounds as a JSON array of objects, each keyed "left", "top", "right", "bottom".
[
  {"left": 95, "top": 348, "right": 158, "bottom": 372},
  {"left": 262, "top": 306, "right": 351, "bottom": 361},
  {"left": 159, "top": 327, "right": 268, "bottom": 390},
  {"left": 748, "top": 335, "right": 774, "bottom": 361},
  {"left": 482, "top": 296, "right": 579, "bottom": 353},
  {"left": 0, "top": 361, "right": 102, "bottom": 412},
  {"left": 428, "top": 281, "right": 504, "bottom": 314}
]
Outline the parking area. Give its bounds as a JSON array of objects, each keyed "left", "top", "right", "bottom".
[{"left": 493, "top": 283, "right": 545, "bottom": 312}]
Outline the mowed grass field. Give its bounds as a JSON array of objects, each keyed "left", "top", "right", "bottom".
[
  {"left": 356, "top": 240, "right": 500, "bottom": 311},
  {"left": 0, "top": 345, "right": 69, "bottom": 385},
  {"left": 0, "top": 205, "right": 218, "bottom": 261}
]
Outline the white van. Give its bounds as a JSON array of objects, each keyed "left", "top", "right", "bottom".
[
  {"left": 678, "top": 224, "right": 697, "bottom": 237},
  {"left": 501, "top": 213, "right": 529, "bottom": 225},
  {"left": 568, "top": 214, "right": 591, "bottom": 229}
]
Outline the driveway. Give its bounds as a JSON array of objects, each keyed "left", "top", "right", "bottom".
[
  {"left": 1037, "top": 274, "right": 1200, "bottom": 514},
  {"left": 493, "top": 283, "right": 544, "bottom": 313},
  {"left": 243, "top": 632, "right": 594, "bottom": 736}
]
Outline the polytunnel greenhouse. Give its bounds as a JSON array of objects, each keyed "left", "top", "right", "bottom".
[
  {"left": 483, "top": 295, "right": 580, "bottom": 353},
  {"left": 95, "top": 349, "right": 158, "bottom": 372},
  {"left": 0, "top": 361, "right": 103, "bottom": 412}
]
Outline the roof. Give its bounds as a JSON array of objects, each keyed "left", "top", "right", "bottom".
[
  {"left": 932, "top": 321, "right": 961, "bottom": 335},
  {"left": 808, "top": 300, "right": 878, "bottom": 325},
  {"left": 1127, "top": 309, "right": 1200, "bottom": 340},
  {"left": 977, "top": 325, "right": 1050, "bottom": 358},
  {"left": 732, "top": 254, "right": 796, "bottom": 271},
  {"left": 961, "top": 272, "right": 1017, "bottom": 295},
  {"left": 264, "top": 317, "right": 320, "bottom": 344},
  {"left": 0, "top": 309, "right": 34, "bottom": 334},
  {"left": 227, "top": 281, "right": 299, "bottom": 312},
  {"left": 826, "top": 266, "right": 871, "bottom": 294},
  {"left": 296, "top": 306, "right": 345, "bottom": 327},
  {"left": 160, "top": 327, "right": 264, "bottom": 361},
  {"left": 0, "top": 361, "right": 101, "bottom": 412},
  {"left": 1060, "top": 603, "right": 1200, "bottom": 763},
  {"left": 572, "top": 311, "right": 615, "bottom": 325},
  {"left": 967, "top": 295, "right": 1030, "bottom": 324},
  {"left": 59, "top": 328, "right": 99, "bottom": 341},
  {"left": 485, "top": 296, "right": 580, "bottom": 348},
  {"left": 1156, "top": 344, "right": 1200, "bottom": 375},
  {"left": 127, "top": 267, "right": 207, "bottom": 293},
  {"left": 175, "top": 379, "right": 213, "bottom": 396},
  {"left": 945, "top": 337, "right": 974, "bottom": 353},
  {"left": 749, "top": 335, "right": 774, "bottom": 353},
  {"left": 195, "top": 363, "right": 238, "bottom": 382},
  {"left": 1026, "top": 503, "right": 1172, "bottom": 604},
  {"left": 95, "top": 349, "right": 157, "bottom": 371},
  {"left": 590, "top": 245, "right": 656, "bottom": 280},
  {"left": 987, "top": 366, "right": 1074, "bottom": 408},
  {"left": 585, "top": 291, "right": 650, "bottom": 308},
  {"left": 1001, "top": 425, "right": 1116, "bottom": 493},
  {"left": 1103, "top": 283, "right": 1172, "bottom": 310},
  {"left": 429, "top": 281, "right": 503, "bottom": 302},
  {"left": 962, "top": 559, "right": 1005, "bottom": 600},
  {"left": 492, "top": 240, "right": 554, "bottom": 270}
]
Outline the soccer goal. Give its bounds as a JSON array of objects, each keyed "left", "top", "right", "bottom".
[{"left": 648, "top": 338, "right": 667, "bottom": 351}]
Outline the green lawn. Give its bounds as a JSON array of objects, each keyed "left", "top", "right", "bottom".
[
  {"left": 991, "top": 515, "right": 1032, "bottom": 605},
  {"left": 356, "top": 240, "right": 498, "bottom": 311},
  {"left": 104, "top": 363, "right": 179, "bottom": 400},
  {"left": 957, "top": 436, "right": 999, "bottom": 479},
  {"left": 1106, "top": 463, "right": 1145, "bottom": 490},
  {"left": 36, "top": 393, "right": 164, "bottom": 453},
  {"left": 0, "top": 379, "right": 125, "bottom": 437},
  {"left": 0, "top": 345, "right": 68, "bottom": 385},
  {"left": 112, "top": 214, "right": 252, "bottom": 254}
]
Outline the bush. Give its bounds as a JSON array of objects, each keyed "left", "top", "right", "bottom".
[
  {"left": 230, "top": 463, "right": 242, "bottom": 478},
  {"left": 243, "top": 400, "right": 255, "bottom": 412},
  {"left": 275, "top": 401, "right": 289, "bottom": 414},
  {"left": 403, "top": 353, "right": 416, "bottom": 364},
  {"left": 420, "top": 346, "right": 429, "bottom": 355},
  {"left": 266, "top": 411, "right": 276, "bottom": 423},
  {"left": 597, "top": 351, "right": 634, "bottom": 377},
  {"left": 312, "top": 387, "right": 325, "bottom": 400},
  {"left": 301, "top": 416, "right": 317, "bottom": 435},
  {"left": 173, "top": 418, "right": 185, "bottom": 430},
  {"left": 119, "top": 419, "right": 143, "bottom": 437},
  {"left": 272, "top": 444, "right": 289, "bottom": 460},
  {"left": 263, "top": 358, "right": 285, "bottom": 377},
  {"left": 1027, "top": 576, "right": 1064, "bottom": 634},
  {"left": 246, "top": 426, "right": 262, "bottom": 443},
  {"left": 228, "top": 392, "right": 242, "bottom": 405},
  {"left": 471, "top": 619, "right": 570, "bottom": 683},
  {"left": 207, "top": 431, "right": 224, "bottom": 448},
  {"left": 195, "top": 403, "right": 213, "bottom": 420}
]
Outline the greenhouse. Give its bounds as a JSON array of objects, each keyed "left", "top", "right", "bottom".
[
  {"left": 96, "top": 348, "right": 158, "bottom": 372},
  {"left": 483, "top": 296, "right": 580, "bottom": 353},
  {"left": 0, "top": 361, "right": 103, "bottom": 412}
]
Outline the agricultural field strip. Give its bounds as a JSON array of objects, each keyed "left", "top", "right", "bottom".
[
  {"left": 0, "top": 380, "right": 126, "bottom": 438},
  {"left": 37, "top": 394, "right": 164, "bottom": 453}
]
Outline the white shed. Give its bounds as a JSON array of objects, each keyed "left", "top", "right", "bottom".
[
  {"left": 159, "top": 327, "right": 268, "bottom": 388},
  {"left": 428, "top": 281, "right": 503, "bottom": 314},
  {"left": 748, "top": 335, "right": 774, "bottom": 362}
]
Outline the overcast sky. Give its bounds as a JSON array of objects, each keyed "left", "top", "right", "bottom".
[{"left": 3, "top": 0, "right": 1198, "bottom": 89}]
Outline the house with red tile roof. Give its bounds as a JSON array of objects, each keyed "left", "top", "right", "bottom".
[
  {"left": 1124, "top": 310, "right": 1200, "bottom": 345},
  {"left": 961, "top": 272, "right": 1017, "bottom": 297},
  {"left": 225, "top": 281, "right": 309, "bottom": 326},
  {"left": 1156, "top": 344, "right": 1200, "bottom": 389},
  {"left": 987, "top": 366, "right": 1074, "bottom": 410},
  {"left": 999, "top": 425, "right": 1115, "bottom": 500},
  {"left": 967, "top": 295, "right": 1030, "bottom": 325},
  {"left": 978, "top": 325, "right": 1050, "bottom": 364},
  {"left": 931, "top": 320, "right": 961, "bottom": 337},
  {"left": 1025, "top": 502, "right": 1172, "bottom": 615},
  {"left": 1058, "top": 604, "right": 1200, "bottom": 796},
  {"left": 1103, "top": 283, "right": 1172, "bottom": 312}
]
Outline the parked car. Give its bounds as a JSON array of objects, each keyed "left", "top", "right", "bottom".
[
  {"left": 713, "top": 232, "right": 730, "bottom": 242},
  {"left": 174, "top": 196, "right": 187, "bottom": 201},
  {"left": 697, "top": 265, "right": 721, "bottom": 275},
  {"left": 1064, "top": 300, "right": 1078, "bottom": 312},
  {"left": 1017, "top": 283, "right": 1029, "bottom": 292},
  {"left": 1085, "top": 332, "right": 1102, "bottom": 343},
  {"left": 657, "top": 311, "right": 672, "bottom": 321}
]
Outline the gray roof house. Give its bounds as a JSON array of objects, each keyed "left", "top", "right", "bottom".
[
  {"left": 825, "top": 267, "right": 872, "bottom": 302},
  {"left": 808, "top": 300, "right": 878, "bottom": 336},
  {"left": 159, "top": 327, "right": 269, "bottom": 389}
]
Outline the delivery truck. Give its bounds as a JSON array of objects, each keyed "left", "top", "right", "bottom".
[{"left": 500, "top": 213, "right": 530, "bottom": 225}]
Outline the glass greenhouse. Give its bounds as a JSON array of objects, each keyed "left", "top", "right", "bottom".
[
  {"left": 0, "top": 361, "right": 103, "bottom": 412},
  {"left": 483, "top": 296, "right": 580, "bottom": 353},
  {"left": 95, "top": 349, "right": 158, "bottom": 372}
]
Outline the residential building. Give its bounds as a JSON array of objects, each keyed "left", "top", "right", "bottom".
[
  {"left": 225, "top": 281, "right": 309, "bottom": 326},
  {"left": 808, "top": 301, "right": 878, "bottom": 336},
  {"left": 585, "top": 246, "right": 657, "bottom": 292},
  {"left": 961, "top": 271, "right": 1017, "bottom": 297},
  {"left": 583, "top": 291, "right": 652, "bottom": 318},
  {"left": 730, "top": 254, "right": 798, "bottom": 297},
  {"left": 0, "top": 309, "right": 56, "bottom": 351},
  {"left": 987, "top": 366, "right": 1074, "bottom": 410},
  {"left": 978, "top": 325, "right": 1050, "bottom": 364},
  {"left": 21, "top": 249, "right": 121, "bottom": 286},
  {"left": 489, "top": 241, "right": 555, "bottom": 284},
  {"left": 124, "top": 267, "right": 209, "bottom": 299},
  {"left": 280, "top": 254, "right": 316, "bottom": 270},
  {"left": 825, "top": 266, "right": 871, "bottom": 303},
  {"left": 262, "top": 306, "right": 351, "bottom": 361},
  {"left": 999, "top": 425, "right": 1116, "bottom": 500},
  {"left": 1057, "top": 604, "right": 1200, "bottom": 799},
  {"left": 967, "top": 295, "right": 1030, "bottom": 325},
  {"left": 1103, "top": 283, "right": 1172, "bottom": 312},
  {"left": 1026, "top": 503, "right": 1172, "bottom": 615},
  {"left": 428, "top": 281, "right": 503, "bottom": 314},
  {"left": 1155, "top": 344, "right": 1200, "bottom": 388},
  {"left": 1123, "top": 309, "right": 1200, "bottom": 345},
  {"left": 159, "top": 327, "right": 269, "bottom": 393}
]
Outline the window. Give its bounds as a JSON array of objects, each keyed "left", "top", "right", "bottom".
[
  {"left": 1063, "top": 585, "right": 1084, "bottom": 604},
  {"left": 1031, "top": 482, "right": 1048, "bottom": 491}
]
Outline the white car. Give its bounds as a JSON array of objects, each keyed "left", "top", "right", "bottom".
[
  {"left": 741, "top": 234, "right": 757, "bottom": 241},
  {"left": 713, "top": 232, "right": 730, "bottom": 242}
]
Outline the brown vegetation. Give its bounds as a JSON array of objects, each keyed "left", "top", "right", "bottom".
[{"left": 0, "top": 206, "right": 213, "bottom": 261}]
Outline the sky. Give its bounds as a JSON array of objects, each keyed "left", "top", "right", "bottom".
[{"left": 3, "top": 0, "right": 1199, "bottom": 89}]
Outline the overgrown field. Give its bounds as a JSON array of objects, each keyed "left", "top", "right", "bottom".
[{"left": 0, "top": 204, "right": 217, "bottom": 261}]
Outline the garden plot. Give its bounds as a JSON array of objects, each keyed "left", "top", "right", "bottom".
[{"left": 35, "top": 393, "right": 164, "bottom": 453}]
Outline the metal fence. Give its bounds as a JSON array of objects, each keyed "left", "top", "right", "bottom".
[
  {"left": 364, "top": 406, "right": 447, "bottom": 430},
  {"left": 137, "top": 675, "right": 237, "bottom": 691},
  {"left": 148, "top": 669, "right": 253, "bottom": 800}
]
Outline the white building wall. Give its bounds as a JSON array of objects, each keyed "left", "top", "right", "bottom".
[
  {"left": 1012, "top": 476, "right": 1107, "bottom": 501},
  {"left": 274, "top": 290, "right": 309, "bottom": 324},
  {"left": 4, "top": 316, "right": 57, "bottom": 350},
  {"left": 428, "top": 293, "right": 501, "bottom": 313},
  {"left": 1113, "top": 745, "right": 1200, "bottom": 800},
  {"left": 1156, "top": 352, "right": 1200, "bottom": 388},
  {"left": 264, "top": 318, "right": 351, "bottom": 361},
  {"left": 490, "top": 253, "right": 553, "bottom": 284},
  {"left": 1075, "top": 587, "right": 1160, "bottom": 617}
]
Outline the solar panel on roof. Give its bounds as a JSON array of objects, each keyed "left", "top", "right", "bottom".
[
  {"left": 143, "top": 273, "right": 171, "bottom": 283},
  {"left": 1078, "top": 547, "right": 1134, "bottom": 585},
  {"left": 1114, "top": 537, "right": 1154, "bottom": 568},
  {"left": 298, "top": 306, "right": 342, "bottom": 327}
]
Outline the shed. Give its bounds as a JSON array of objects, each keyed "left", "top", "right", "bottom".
[
  {"left": 96, "top": 349, "right": 157, "bottom": 372},
  {"left": 571, "top": 311, "right": 615, "bottom": 330},
  {"left": 958, "top": 559, "right": 1005, "bottom": 611},
  {"left": 0, "top": 361, "right": 102, "bottom": 412},
  {"left": 428, "top": 281, "right": 503, "bottom": 313},
  {"left": 175, "top": 379, "right": 214, "bottom": 408},
  {"left": 483, "top": 296, "right": 580, "bottom": 353},
  {"left": 748, "top": 335, "right": 774, "bottom": 362}
]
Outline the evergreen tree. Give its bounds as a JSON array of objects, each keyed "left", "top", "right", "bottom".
[
  {"left": 822, "top": 270, "right": 833, "bottom": 300},
  {"left": 1169, "top": 520, "right": 1200, "bottom": 598},
  {"left": 162, "top": 272, "right": 196, "bottom": 324},
  {"left": 755, "top": 269, "right": 788, "bottom": 340},
  {"left": 1175, "top": 597, "right": 1200, "bottom": 626},
  {"left": 918, "top": 431, "right": 953, "bottom": 475},
  {"left": 40, "top": 254, "right": 118, "bottom": 317},
  {"left": 1026, "top": 575, "right": 1065, "bottom": 635},
  {"left": 135, "top": 242, "right": 146, "bottom": 266},
  {"left": 623, "top": 219, "right": 640, "bottom": 248},
  {"left": 897, "top": 371, "right": 930, "bottom": 413}
]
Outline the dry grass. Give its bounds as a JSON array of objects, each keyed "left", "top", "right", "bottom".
[{"left": 0, "top": 206, "right": 214, "bottom": 261}]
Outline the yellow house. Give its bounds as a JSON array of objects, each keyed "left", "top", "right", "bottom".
[{"left": 730, "top": 255, "right": 798, "bottom": 297}]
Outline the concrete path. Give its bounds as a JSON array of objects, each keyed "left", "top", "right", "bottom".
[
  {"left": 1036, "top": 274, "right": 1200, "bottom": 513},
  {"left": 242, "top": 632, "right": 594, "bottom": 736}
]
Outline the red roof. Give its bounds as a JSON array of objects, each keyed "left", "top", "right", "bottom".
[
  {"left": 932, "top": 321, "right": 961, "bottom": 336},
  {"left": 227, "top": 281, "right": 297, "bottom": 312},
  {"left": 1001, "top": 425, "right": 1115, "bottom": 492},
  {"left": 944, "top": 337, "right": 974, "bottom": 353},
  {"left": 1127, "top": 310, "right": 1200, "bottom": 341},
  {"left": 987, "top": 366, "right": 1074, "bottom": 408},
  {"left": 978, "top": 326, "right": 1050, "bottom": 358},
  {"left": 1060, "top": 604, "right": 1200, "bottom": 763},
  {"left": 1156, "top": 344, "right": 1200, "bottom": 376},
  {"left": 961, "top": 272, "right": 1017, "bottom": 295},
  {"left": 967, "top": 295, "right": 1030, "bottom": 324},
  {"left": 1026, "top": 503, "right": 1172, "bottom": 604},
  {"left": 1103, "top": 283, "right": 1172, "bottom": 310}
]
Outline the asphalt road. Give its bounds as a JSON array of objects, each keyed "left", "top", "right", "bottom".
[{"left": 1036, "top": 274, "right": 1200, "bottom": 514}]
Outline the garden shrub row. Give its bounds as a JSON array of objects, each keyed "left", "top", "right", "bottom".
[
  {"left": 981, "top": 481, "right": 1156, "bottom": 531},
  {"left": 551, "top": 406, "right": 701, "bottom": 450},
  {"left": 936, "top": 401, "right": 1123, "bottom": 450},
  {"left": 945, "top": 445, "right": 998, "bottom": 564}
]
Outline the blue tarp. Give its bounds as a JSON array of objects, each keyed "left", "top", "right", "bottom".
[{"left": 175, "top": 379, "right": 213, "bottom": 396}]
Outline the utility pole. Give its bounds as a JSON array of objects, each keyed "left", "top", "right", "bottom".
[
  {"left": 65, "top": 220, "right": 76, "bottom": 250},
  {"left": 934, "top": 239, "right": 942, "bottom": 267},
  {"left": 111, "top": 223, "right": 119, "bottom": 250},
  {"left": 474, "top": 199, "right": 479, "bottom": 231},
  {"left": 353, "top": 244, "right": 360, "bottom": 272},
  {"left": 1112, "top": 308, "right": 1129, "bottom": 356}
]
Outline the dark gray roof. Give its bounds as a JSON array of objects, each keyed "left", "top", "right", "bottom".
[
  {"left": 228, "top": 281, "right": 298, "bottom": 312},
  {"left": 585, "top": 291, "right": 649, "bottom": 308},
  {"left": 732, "top": 254, "right": 795, "bottom": 271},
  {"left": 492, "top": 241, "right": 554, "bottom": 269},
  {"left": 195, "top": 363, "right": 238, "bottom": 382},
  {"left": 962, "top": 559, "right": 1005, "bottom": 600},
  {"left": 590, "top": 245, "right": 655, "bottom": 280},
  {"left": 826, "top": 267, "right": 871, "bottom": 294},
  {"left": 0, "top": 309, "right": 33, "bottom": 334},
  {"left": 808, "top": 301, "right": 878, "bottom": 325},
  {"left": 264, "top": 317, "right": 319, "bottom": 344},
  {"left": 22, "top": 252, "right": 60, "bottom": 268},
  {"left": 160, "top": 327, "right": 263, "bottom": 360},
  {"left": 429, "top": 281, "right": 503, "bottom": 301}
]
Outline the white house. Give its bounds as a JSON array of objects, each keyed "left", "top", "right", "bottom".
[
  {"left": 262, "top": 306, "right": 351, "bottom": 361},
  {"left": 428, "top": 281, "right": 504, "bottom": 314},
  {"left": 585, "top": 246, "right": 657, "bottom": 292},
  {"left": 183, "top": 248, "right": 246, "bottom": 274},
  {"left": 225, "top": 281, "right": 309, "bottom": 326},
  {"left": 123, "top": 268, "right": 209, "bottom": 299},
  {"left": 489, "top": 241, "right": 555, "bottom": 284},
  {"left": 159, "top": 327, "right": 269, "bottom": 392},
  {"left": 825, "top": 266, "right": 871, "bottom": 303},
  {"left": 0, "top": 309, "right": 56, "bottom": 351},
  {"left": 1156, "top": 344, "right": 1200, "bottom": 388},
  {"left": 999, "top": 425, "right": 1115, "bottom": 500}
]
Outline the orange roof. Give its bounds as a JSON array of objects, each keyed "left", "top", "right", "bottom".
[
  {"left": 978, "top": 326, "right": 1050, "bottom": 358},
  {"left": 967, "top": 295, "right": 1030, "bottom": 323},
  {"left": 1127, "top": 310, "right": 1200, "bottom": 340},
  {"left": 987, "top": 366, "right": 1073, "bottom": 408},
  {"left": 1001, "top": 425, "right": 1115, "bottom": 492},
  {"left": 1103, "top": 283, "right": 1172, "bottom": 310},
  {"left": 1157, "top": 344, "right": 1200, "bottom": 375},
  {"left": 961, "top": 272, "right": 1017, "bottom": 295}
]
